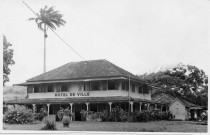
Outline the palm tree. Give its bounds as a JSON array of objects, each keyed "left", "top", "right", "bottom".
[{"left": 29, "top": 6, "right": 66, "bottom": 73}]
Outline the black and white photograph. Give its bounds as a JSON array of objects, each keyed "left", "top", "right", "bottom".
[{"left": 1, "top": 0, "right": 209, "bottom": 134}]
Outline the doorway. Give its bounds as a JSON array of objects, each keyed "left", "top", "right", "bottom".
[{"left": 74, "top": 103, "right": 86, "bottom": 121}]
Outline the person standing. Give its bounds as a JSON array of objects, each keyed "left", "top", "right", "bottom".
[{"left": 194, "top": 110, "right": 197, "bottom": 121}]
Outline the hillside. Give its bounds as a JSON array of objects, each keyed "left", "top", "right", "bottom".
[{"left": 3, "top": 86, "right": 27, "bottom": 101}]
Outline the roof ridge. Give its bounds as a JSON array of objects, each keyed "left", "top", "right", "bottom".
[
  {"left": 103, "top": 60, "right": 122, "bottom": 76},
  {"left": 104, "top": 60, "right": 137, "bottom": 77}
]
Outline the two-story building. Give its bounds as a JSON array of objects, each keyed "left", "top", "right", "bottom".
[{"left": 6, "top": 59, "right": 168, "bottom": 121}]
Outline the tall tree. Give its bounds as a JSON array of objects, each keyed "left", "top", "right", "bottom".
[
  {"left": 29, "top": 6, "right": 66, "bottom": 73},
  {"left": 3, "top": 35, "right": 15, "bottom": 86},
  {"left": 139, "top": 63, "right": 208, "bottom": 106}
]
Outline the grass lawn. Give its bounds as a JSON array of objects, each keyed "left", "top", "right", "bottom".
[{"left": 3, "top": 121, "right": 207, "bottom": 132}]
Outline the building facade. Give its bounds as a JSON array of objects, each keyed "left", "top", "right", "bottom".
[
  {"left": 152, "top": 93, "right": 203, "bottom": 120},
  {"left": 6, "top": 59, "right": 168, "bottom": 121}
]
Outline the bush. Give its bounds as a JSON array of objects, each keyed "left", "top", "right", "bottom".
[
  {"left": 119, "top": 110, "right": 129, "bottom": 122},
  {"left": 108, "top": 106, "right": 121, "bottom": 122},
  {"left": 98, "top": 110, "right": 109, "bottom": 122},
  {"left": 34, "top": 109, "right": 48, "bottom": 121},
  {"left": 3, "top": 108, "right": 34, "bottom": 124},
  {"left": 57, "top": 108, "right": 64, "bottom": 120},
  {"left": 41, "top": 120, "right": 57, "bottom": 130}
]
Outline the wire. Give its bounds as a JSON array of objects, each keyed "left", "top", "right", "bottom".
[{"left": 22, "top": 1, "right": 86, "bottom": 61}]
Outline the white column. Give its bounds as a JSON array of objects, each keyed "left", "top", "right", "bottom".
[
  {"left": 108, "top": 102, "right": 112, "bottom": 112},
  {"left": 130, "top": 102, "right": 134, "bottom": 113},
  {"left": 86, "top": 103, "right": 89, "bottom": 112},
  {"left": 32, "top": 104, "right": 36, "bottom": 113},
  {"left": 69, "top": 103, "right": 73, "bottom": 121},
  {"left": 47, "top": 104, "right": 50, "bottom": 116},
  {"left": 147, "top": 103, "right": 150, "bottom": 111},
  {"left": 139, "top": 102, "right": 142, "bottom": 112}
]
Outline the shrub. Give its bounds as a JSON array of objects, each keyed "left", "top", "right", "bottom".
[
  {"left": 99, "top": 110, "right": 109, "bottom": 122},
  {"left": 119, "top": 109, "right": 129, "bottom": 122},
  {"left": 108, "top": 106, "right": 121, "bottom": 122},
  {"left": 3, "top": 108, "right": 34, "bottom": 124},
  {"left": 34, "top": 109, "right": 48, "bottom": 121},
  {"left": 92, "top": 112, "right": 100, "bottom": 120},
  {"left": 134, "top": 111, "right": 150, "bottom": 122},
  {"left": 41, "top": 120, "right": 57, "bottom": 130},
  {"left": 57, "top": 108, "right": 64, "bottom": 121}
]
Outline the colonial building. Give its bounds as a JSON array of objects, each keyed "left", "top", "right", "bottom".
[
  {"left": 152, "top": 93, "right": 204, "bottom": 120},
  {"left": 6, "top": 59, "right": 168, "bottom": 121}
]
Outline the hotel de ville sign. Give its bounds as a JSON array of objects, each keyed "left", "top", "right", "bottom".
[{"left": 55, "top": 92, "right": 90, "bottom": 97}]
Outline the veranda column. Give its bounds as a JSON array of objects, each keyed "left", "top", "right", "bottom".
[
  {"left": 47, "top": 104, "right": 51, "bottom": 116},
  {"left": 130, "top": 102, "right": 134, "bottom": 113},
  {"left": 32, "top": 104, "right": 36, "bottom": 113},
  {"left": 139, "top": 102, "right": 142, "bottom": 112},
  {"left": 108, "top": 102, "right": 112, "bottom": 112},
  {"left": 86, "top": 103, "right": 89, "bottom": 112},
  {"left": 69, "top": 103, "right": 73, "bottom": 121},
  {"left": 147, "top": 103, "right": 150, "bottom": 111}
]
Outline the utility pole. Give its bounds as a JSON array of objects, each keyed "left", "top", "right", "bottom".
[{"left": 128, "top": 74, "right": 131, "bottom": 116}]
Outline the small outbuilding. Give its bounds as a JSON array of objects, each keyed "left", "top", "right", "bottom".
[{"left": 152, "top": 93, "right": 204, "bottom": 120}]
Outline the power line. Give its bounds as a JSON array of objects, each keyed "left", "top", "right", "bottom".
[{"left": 22, "top": 1, "right": 86, "bottom": 61}]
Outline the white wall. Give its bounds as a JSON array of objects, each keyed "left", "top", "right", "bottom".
[
  {"left": 169, "top": 100, "right": 187, "bottom": 120},
  {"left": 28, "top": 90, "right": 150, "bottom": 100},
  {"left": 28, "top": 81, "right": 151, "bottom": 100}
]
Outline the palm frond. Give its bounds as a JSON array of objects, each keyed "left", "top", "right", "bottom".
[{"left": 29, "top": 5, "right": 66, "bottom": 31}]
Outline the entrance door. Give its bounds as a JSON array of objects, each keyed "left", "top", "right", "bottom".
[{"left": 75, "top": 104, "right": 82, "bottom": 121}]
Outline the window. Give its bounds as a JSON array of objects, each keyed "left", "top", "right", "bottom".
[
  {"left": 27, "top": 85, "right": 33, "bottom": 93},
  {"left": 108, "top": 80, "right": 116, "bottom": 90},
  {"left": 40, "top": 84, "right": 47, "bottom": 93},
  {"left": 101, "top": 81, "right": 107, "bottom": 90},
  {"left": 84, "top": 83, "right": 90, "bottom": 91},
  {"left": 61, "top": 83, "right": 68, "bottom": 92},
  {"left": 55, "top": 83, "right": 61, "bottom": 92},
  {"left": 47, "top": 84, "right": 53, "bottom": 92},
  {"left": 138, "top": 86, "right": 143, "bottom": 93},
  {"left": 132, "top": 84, "right": 135, "bottom": 92},
  {"left": 90, "top": 81, "right": 100, "bottom": 91},
  {"left": 34, "top": 85, "right": 39, "bottom": 93},
  {"left": 142, "top": 84, "right": 149, "bottom": 94}
]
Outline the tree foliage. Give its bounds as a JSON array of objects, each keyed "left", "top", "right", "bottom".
[
  {"left": 29, "top": 5, "right": 66, "bottom": 35},
  {"left": 3, "top": 35, "right": 15, "bottom": 86},
  {"left": 139, "top": 63, "right": 208, "bottom": 106}
]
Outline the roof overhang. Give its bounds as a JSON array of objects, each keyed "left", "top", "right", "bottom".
[
  {"left": 14, "top": 77, "right": 128, "bottom": 86},
  {"left": 189, "top": 106, "right": 204, "bottom": 110},
  {"left": 5, "top": 96, "right": 153, "bottom": 105},
  {"left": 14, "top": 76, "right": 148, "bottom": 86}
]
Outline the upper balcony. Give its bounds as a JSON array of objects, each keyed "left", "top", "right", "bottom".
[
  {"left": 26, "top": 80, "right": 151, "bottom": 100},
  {"left": 27, "top": 90, "right": 151, "bottom": 100}
]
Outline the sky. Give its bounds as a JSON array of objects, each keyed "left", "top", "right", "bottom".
[{"left": 1, "top": 0, "right": 209, "bottom": 86}]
